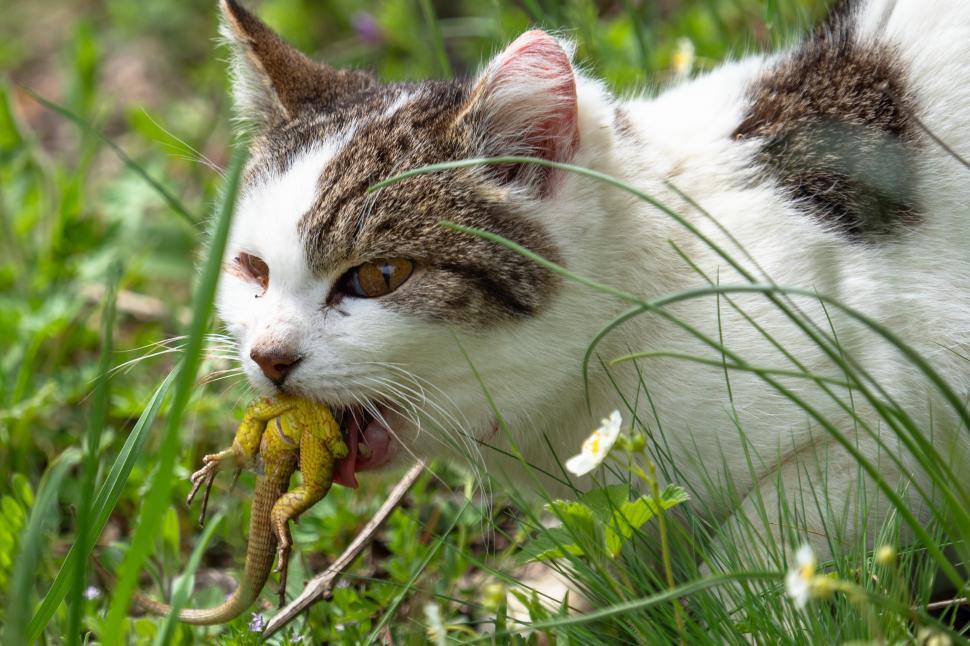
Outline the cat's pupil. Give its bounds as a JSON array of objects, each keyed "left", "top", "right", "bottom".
[
  {"left": 336, "top": 258, "right": 414, "bottom": 301},
  {"left": 379, "top": 263, "right": 393, "bottom": 289}
]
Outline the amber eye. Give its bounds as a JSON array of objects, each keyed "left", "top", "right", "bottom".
[
  {"left": 236, "top": 252, "right": 269, "bottom": 293},
  {"left": 339, "top": 258, "right": 414, "bottom": 299}
]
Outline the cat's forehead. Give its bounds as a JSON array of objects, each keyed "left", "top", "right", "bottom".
[
  {"left": 242, "top": 77, "right": 511, "bottom": 274},
  {"left": 297, "top": 81, "right": 479, "bottom": 271},
  {"left": 246, "top": 80, "right": 466, "bottom": 177}
]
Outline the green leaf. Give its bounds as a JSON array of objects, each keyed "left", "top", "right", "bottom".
[
  {"left": 545, "top": 499, "right": 595, "bottom": 528},
  {"left": 579, "top": 485, "right": 631, "bottom": 521},
  {"left": 11, "top": 473, "right": 33, "bottom": 509},
  {"left": 0, "top": 81, "right": 25, "bottom": 151},
  {"left": 520, "top": 527, "right": 586, "bottom": 562},
  {"left": 161, "top": 507, "right": 180, "bottom": 556},
  {"left": 605, "top": 486, "right": 690, "bottom": 557},
  {"left": 1, "top": 495, "right": 25, "bottom": 527}
]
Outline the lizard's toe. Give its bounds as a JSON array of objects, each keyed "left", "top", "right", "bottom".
[{"left": 274, "top": 543, "right": 291, "bottom": 575}]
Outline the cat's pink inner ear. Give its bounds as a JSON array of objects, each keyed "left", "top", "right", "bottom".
[{"left": 465, "top": 31, "right": 579, "bottom": 184}]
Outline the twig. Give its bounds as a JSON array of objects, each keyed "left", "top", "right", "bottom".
[
  {"left": 921, "top": 596, "right": 968, "bottom": 612},
  {"left": 262, "top": 462, "right": 425, "bottom": 638}
]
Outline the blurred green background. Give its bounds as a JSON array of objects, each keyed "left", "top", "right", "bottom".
[{"left": 1, "top": 0, "right": 828, "bottom": 642}]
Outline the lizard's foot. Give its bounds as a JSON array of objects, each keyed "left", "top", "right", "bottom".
[
  {"left": 274, "top": 537, "right": 292, "bottom": 575},
  {"left": 274, "top": 534, "right": 292, "bottom": 608},
  {"left": 186, "top": 450, "right": 239, "bottom": 527}
]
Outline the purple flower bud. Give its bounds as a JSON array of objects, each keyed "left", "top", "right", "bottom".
[
  {"left": 249, "top": 612, "right": 267, "bottom": 633},
  {"left": 352, "top": 11, "right": 383, "bottom": 46}
]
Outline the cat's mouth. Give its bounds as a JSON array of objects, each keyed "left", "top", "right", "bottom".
[{"left": 333, "top": 405, "right": 396, "bottom": 488}]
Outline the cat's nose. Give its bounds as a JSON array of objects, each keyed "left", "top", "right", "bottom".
[{"left": 250, "top": 345, "right": 302, "bottom": 385}]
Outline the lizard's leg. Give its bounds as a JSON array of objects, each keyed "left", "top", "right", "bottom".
[
  {"left": 187, "top": 397, "right": 296, "bottom": 525},
  {"left": 270, "top": 431, "right": 339, "bottom": 607}
]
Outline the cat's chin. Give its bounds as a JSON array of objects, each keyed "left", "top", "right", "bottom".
[{"left": 333, "top": 404, "right": 398, "bottom": 489}]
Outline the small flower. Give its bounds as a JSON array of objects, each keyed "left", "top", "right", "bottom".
[
  {"left": 564, "top": 410, "right": 622, "bottom": 476},
  {"left": 672, "top": 37, "right": 696, "bottom": 79},
  {"left": 424, "top": 602, "right": 447, "bottom": 646},
  {"left": 918, "top": 627, "right": 953, "bottom": 646},
  {"left": 875, "top": 545, "right": 896, "bottom": 566},
  {"left": 481, "top": 582, "right": 507, "bottom": 612},
  {"left": 83, "top": 585, "right": 101, "bottom": 601},
  {"left": 785, "top": 544, "right": 817, "bottom": 609},
  {"left": 352, "top": 11, "right": 383, "bottom": 46},
  {"left": 249, "top": 612, "right": 267, "bottom": 633}
]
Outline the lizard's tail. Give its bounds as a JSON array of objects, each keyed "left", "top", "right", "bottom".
[
  {"left": 96, "top": 473, "right": 284, "bottom": 625},
  {"left": 129, "top": 577, "right": 268, "bottom": 626},
  {"left": 94, "top": 528, "right": 275, "bottom": 626}
]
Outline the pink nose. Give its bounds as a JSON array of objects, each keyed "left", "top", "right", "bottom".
[{"left": 250, "top": 346, "right": 302, "bottom": 385}]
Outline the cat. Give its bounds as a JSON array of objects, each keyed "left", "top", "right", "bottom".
[{"left": 214, "top": 0, "right": 970, "bottom": 576}]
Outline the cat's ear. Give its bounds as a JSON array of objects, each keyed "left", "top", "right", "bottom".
[
  {"left": 458, "top": 30, "right": 579, "bottom": 196},
  {"left": 219, "top": 0, "right": 373, "bottom": 128}
]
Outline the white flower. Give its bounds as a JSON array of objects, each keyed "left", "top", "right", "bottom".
[
  {"left": 424, "top": 602, "right": 447, "bottom": 646},
  {"left": 785, "top": 544, "right": 817, "bottom": 609},
  {"left": 83, "top": 585, "right": 101, "bottom": 601},
  {"left": 564, "top": 410, "right": 622, "bottom": 476},
  {"left": 672, "top": 37, "right": 696, "bottom": 79}
]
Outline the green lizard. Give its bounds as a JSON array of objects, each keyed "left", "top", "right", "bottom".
[{"left": 133, "top": 393, "right": 348, "bottom": 625}]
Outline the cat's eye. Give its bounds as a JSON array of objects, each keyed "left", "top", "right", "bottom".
[
  {"left": 337, "top": 258, "right": 414, "bottom": 299},
  {"left": 236, "top": 252, "right": 269, "bottom": 293}
]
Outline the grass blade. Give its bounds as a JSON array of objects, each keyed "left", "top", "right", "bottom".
[
  {"left": 20, "top": 87, "right": 198, "bottom": 228},
  {"left": 100, "top": 145, "right": 246, "bottom": 643},
  {"left": 3, "top": 449, "right": 82, "bottom": 644},
  {"left": 67, "top": 261, "right": 121, "bottom": 646},
  {"left": 28, "top": 368, "right": 178, "bottom": 642},
  {"left": 152, "top": 513, "right": 224, "bottom": 646},
  {"left": 417, "top": 0, "right": 452, "bottom": 78}
]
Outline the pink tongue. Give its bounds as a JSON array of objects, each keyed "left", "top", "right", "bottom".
[
  {"left": 334, "top": 414, "right": 361, "bottom": 489},
  {"left": 333, "top": 413, "right": 394, "bottom": 489},
  {"left": 356, "top": 419, "right": 391, "bottom": 470}
]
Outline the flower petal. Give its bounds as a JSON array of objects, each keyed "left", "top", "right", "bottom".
[
  {"left": 565, "top": 453, "right": 598, "bottom": 476},
  {"left": 795, "top": 544, "right": 815, "bottom": 569}
]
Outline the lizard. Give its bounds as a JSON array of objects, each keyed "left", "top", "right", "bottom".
[{"left": 131, "top": 393, "right": 348, "bottom": 625}]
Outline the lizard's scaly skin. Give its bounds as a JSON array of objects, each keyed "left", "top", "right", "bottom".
[{"left": 134, "top": 394, "right": 347, "bottom": 625}]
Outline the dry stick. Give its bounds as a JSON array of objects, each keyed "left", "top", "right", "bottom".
[
  {"left": 922, "top": 596, "right": 968, "bottom": 612},
  {"left": 262, "top": 462, "right": 425, "bottom": 638}
]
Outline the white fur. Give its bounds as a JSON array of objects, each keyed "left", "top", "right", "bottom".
[{"left": 218, "top": 0, "right": 970, "bottom": 568}]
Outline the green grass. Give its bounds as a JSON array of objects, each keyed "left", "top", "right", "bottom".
[{"left": 4, "top": 0, "right": 968, "bottom": 644}]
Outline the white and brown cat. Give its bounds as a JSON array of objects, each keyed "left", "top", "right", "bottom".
[{"left": 214, "top": 0, "right": 970, "bottom": 573}]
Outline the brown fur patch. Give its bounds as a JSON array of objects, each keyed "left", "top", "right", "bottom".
[
  {"left": 294, "top": 83, "right": 562, "bottom": 326},
  {"left": 734, "top": 0, "right": 922, "bottom": 239}
]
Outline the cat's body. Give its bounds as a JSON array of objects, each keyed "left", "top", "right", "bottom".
[{"left": 215, "top": 0, "right": 970, "bottom": 567}]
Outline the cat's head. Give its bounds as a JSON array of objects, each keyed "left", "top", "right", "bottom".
[{"left": 215, "top": 0, "right": 618, "bottom": 486}]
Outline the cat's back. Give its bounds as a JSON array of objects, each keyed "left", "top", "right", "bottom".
[{"left": 613, "top": 0, "right": 970, "bottom": 408}]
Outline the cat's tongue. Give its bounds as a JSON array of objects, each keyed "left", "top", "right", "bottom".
[{"left": 334, "top": 409, "right": 393, "bottom": 489}]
